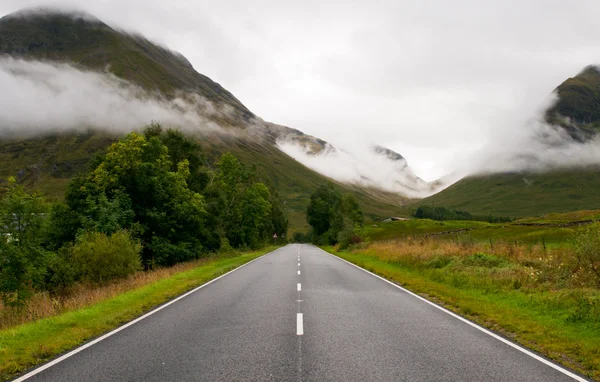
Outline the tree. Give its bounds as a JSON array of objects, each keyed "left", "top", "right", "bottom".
[
  {"left": 65, "top": 130, "right": 207, "bottom": 266},
  {"left": 306, "top": 184, "right": 343, "bottom": 244},
  {"left": 342, "top": 194, "right": 364, "bottom": 229},
  {"left": 215, "top": 153, "right": 273, "bottom": 248},
  {"left": 306, "top": 185, "right": 364, "bottom": 246},
  {"left": 0, "top": 177, "right": 49, "bottom": 306}
]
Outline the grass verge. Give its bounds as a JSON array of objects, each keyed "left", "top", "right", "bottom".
[
  {"left": 0, "top": 246, "right": 277, "bottom": 380},
  {"left": 322, "top": 246, "right": 600, "bottom": 381}
]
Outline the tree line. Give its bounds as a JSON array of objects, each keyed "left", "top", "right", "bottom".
[
  {"left": 0, "top": 124, "right": 287, "bottom": 306},
  {"left": 413, "top": 205, "right": 514, "bottom": 223}
]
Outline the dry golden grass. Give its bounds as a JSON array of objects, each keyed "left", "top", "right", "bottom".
[
  {"left": 0, "top": 258, "right": 210, "bottom": 330},
  {"left": 357, "top": 236, "right": 598, "bottom": 290},
  {"left": 362, "top": 237, "right": 548, "bottom": 263}
]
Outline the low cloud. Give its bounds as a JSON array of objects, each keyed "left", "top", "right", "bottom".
[
  {"left": 277, "top": 139, "right": 441, "bottom": 198},
  {"left": 0, "top": 57, "right": 225, "bottom": 137},
  {"left": 453, "top": 93, "right": 600, "bottom": 177}
]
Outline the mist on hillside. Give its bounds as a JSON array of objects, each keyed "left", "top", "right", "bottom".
[
  {"left": 454, "top": 92, "right": 600, "bottom": 177},
  {"left": 277, "top": 89, "right": 600, "bottom": 196},
  {"left": 0, "top": 58, "right": 225, "bottom": 137},
  {"left": 277, "top": 140, "right": 444, "bottom": 198}
]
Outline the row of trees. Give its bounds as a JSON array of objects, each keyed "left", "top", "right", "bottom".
[
  {"left": 0, "top": 124, "right": 287, "bottom": 306},
  {"left": 413, "top": 205, "right": 514, "bottom": 223},
  {"left": 305, "top": 184, "right": 364, "bottom": 248}
]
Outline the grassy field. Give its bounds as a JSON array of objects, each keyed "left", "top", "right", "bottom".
[
  {"left": 0, "top": 247, "right": 278, "bottom": 380},
  {"left": 328, "top": 211, "right": 600, "bottom": 379},
  {"left": 365, "top": 209, "right": 600, "bottom": 246}
]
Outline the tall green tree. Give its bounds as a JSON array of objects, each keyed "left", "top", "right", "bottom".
[
  {"left": 215, "top": 153, "right": 273, "bottom": 248},
  {"left": 0, "top": 177, "right": 49, "bottom": 306},
  {"left": 306, "top": 185, "right": 364, "bottom": 246},
  {"left": 306, "top": 183, "right": 343, "bottom": 244}
]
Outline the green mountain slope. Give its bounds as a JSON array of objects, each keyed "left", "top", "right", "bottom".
[
  {"left": 0, "top": 9, "right": 409, "bottom": 231},
  {"left": 546, "top": 65, "right": 600, "bottom": 141},
  {"left": 418, "top": 168, "right": 600, "bottom": 217},
  {"left": 0, "top": 9, "right": 252, "bottom": 122}
]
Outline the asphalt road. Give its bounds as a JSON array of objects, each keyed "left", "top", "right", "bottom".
[{"left": 16, "top": 244, "right": 586, "bottom": 382}]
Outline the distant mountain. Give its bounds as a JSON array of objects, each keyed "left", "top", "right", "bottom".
[
  {"left": 419, "top": 65, "right": 600, "bottom": 217},
  {"left": 0, "top": 8, "right": 412, "bottom": 230},
  {"left": 545, "top": 65, "right": 600, "bottom": 142}
]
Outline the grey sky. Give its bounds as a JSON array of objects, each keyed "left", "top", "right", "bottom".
[{"left": 2, "top": 0, "right": 600, "bottom": 180}]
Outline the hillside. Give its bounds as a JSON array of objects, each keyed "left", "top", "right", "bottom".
[
  {"left": 418, "top": 168, "right": 600, "bottom": 218},
  {"left": 0, "top": 9, "right": 410, "bottom": 231},
  {"left": 546, "top": 65, "right": 600, "bottom": 141}
]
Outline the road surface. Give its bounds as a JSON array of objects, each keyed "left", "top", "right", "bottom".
[{"left": 15, "top": 244, "right": 586, "bottom": 381}]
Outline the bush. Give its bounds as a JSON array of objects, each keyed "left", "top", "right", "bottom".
[
  {"left": 69, "top": 230, "right": 142, "bottom": 284},
  {"left": 574, "top": 222, "right": 600, "bottom": 286},
  {"left": 337, "top": 227, "right": 362, "bottom": 250}
]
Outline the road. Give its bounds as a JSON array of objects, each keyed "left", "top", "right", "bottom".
[{"left": 16, "top": 244, "right": 586, "bottom": 381}]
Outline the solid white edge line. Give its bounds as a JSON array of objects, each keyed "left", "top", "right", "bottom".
[
  {"left": 297, "top": 313, "right": 304, "bottom": 335},
  {"left": 297, "top": 283, "right": 302, "bottom": 291},
  {"left": 317, "top": 247, "right": 588, "bottom": 382},
  {"left": 12, "top": 247, "right": 284, "bottom": 382}
]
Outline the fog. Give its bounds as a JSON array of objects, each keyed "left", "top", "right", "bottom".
[
  {"left": 277, "top": 140, "right": 441, "bottom": 198},
  {"left": 276, "top": 87, "right": 600, "bottom": 197},
  {"left": 2, "top": 57, "right": 597, "bottom": 199},
  {"left": 0, "top": 57, "right": 224, "bottom": 137}
]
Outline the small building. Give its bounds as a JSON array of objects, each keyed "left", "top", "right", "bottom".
[{"left": 382, "top": 217, "right": 410, "bottom": 223}]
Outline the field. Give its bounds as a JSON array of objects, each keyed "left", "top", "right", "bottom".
[{"left": 328, "top": 210, "right": 600, "bottom": 380}]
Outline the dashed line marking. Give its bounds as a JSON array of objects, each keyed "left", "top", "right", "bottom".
[
  {"left": 297, "top": 313, "right": 304, "bottom": 335},
  {"left": 297, "top": 283, "right": 302, "bottom": 291},
  {"left": 298, "top": 270, "right": 301, "bottom": 275}
]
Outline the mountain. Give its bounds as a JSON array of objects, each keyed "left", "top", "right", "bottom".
[
  {"left": 419, "top": 65, "right": 600, "bottom": 217},
  {"left": 0, "top": 8, "right": 412, "bottom": 231},
  {"left": 545, "top": 65, "right": 600, "bottom": 142}
]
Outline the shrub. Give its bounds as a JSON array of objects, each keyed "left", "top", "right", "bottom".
[
  {"left": 338, "top": 227, "right": 362, "bottom": 250},
  {"left": 69, "top": 230, "right": 142, "bottom": 284},
  {"left": 574, "top": 222, "right": 600, "bottom": 286}
]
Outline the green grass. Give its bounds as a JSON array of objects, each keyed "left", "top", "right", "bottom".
[
  {"left": 364, "top": 216, "right": 584, "bottom": 247},
  {"left": 365, "top": 219, "right": 490, "bottom": 241},
  {"left": 0, "top": 247, "right": 277, "bottom": 380},
  {"left": 514, "top": 209, "right": 600, "bottom": 225},
  {"left": 419, "top": 168, "right": 600, "bottom": 219},
  {"left": 324, "top": 247, "right": 600, "bottom": 380}
]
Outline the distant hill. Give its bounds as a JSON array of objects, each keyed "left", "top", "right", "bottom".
[
  {"left": 418, "top": 168, "right": 600, "bottom": 218},
  {"left": 0, "top": 8, "right": 412, "bottom": 231},
  {"left": 420, "top": 65, "right": 600, "bottom": 218}
]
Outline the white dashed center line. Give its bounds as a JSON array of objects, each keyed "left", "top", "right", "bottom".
[
  {"left": 297, "top": 283, "right": 302, "bottom": 291},
  {"left": 297, "top": 313, "right": 304, "bottom": 335},
  {"left": 298, "top": 270, "right": 301, "bottom": 275}
]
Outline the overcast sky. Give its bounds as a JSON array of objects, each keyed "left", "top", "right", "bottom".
[{"left": 2, "top": 0, "right": 600, "bottom": 180}]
